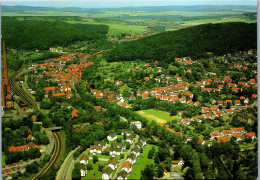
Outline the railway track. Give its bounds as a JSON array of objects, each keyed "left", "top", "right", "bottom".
[
  {"left": 32, "top": 131, "right": 62, "bottom": 180},
  {"left": 9, "top": 66, "right": 38, "bottom": 109}
]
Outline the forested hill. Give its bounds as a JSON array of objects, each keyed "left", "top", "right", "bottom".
[
  {"left": 107, "top": 22, "right": 256, "bottom": 63},
  {"left": 1, "top": 17, "right": 109, "bottom": 50}
]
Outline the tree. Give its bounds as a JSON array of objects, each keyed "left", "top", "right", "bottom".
[
  {"left": 141, "top": 165, "right": 154, "bottom": 180},
  {"left": 87, "top": 164, "right": 93, "bottom": 170},
  {"left": 148, "top": 149, "right": 154, "bottom": 159},
  {"left": 26, "top": 161, "right": 39, "bottom": 173},
  {"left": 157, "top": 164, "right": 164, "bottom": 178},
  {"left": 72, "top": 167, "right": 81, "bottom": 180},
  {"left": 120, "top": 154, "right": 125, "bottom": 159},
  {"left": 93, "top": 156, "right": 98, "bottom": 164},
  {"left": 165, "top": 157, "right": 172, "bottom": 171}
]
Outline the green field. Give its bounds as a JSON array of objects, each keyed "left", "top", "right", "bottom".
[
  {"left": 83, "top": 160, "right": 107, "bottom": 179},
  {"left": 2, "top": 153, "right": 6, "bottom": 166},
  {"left": 137, "top": 109, "right": 181, "bottom": 124},
  {"left": 128, "top": 144, "right": 157, "bottom": 179},
  {"left": 67, "top": 19, "right": 148, "bottom": 35}
]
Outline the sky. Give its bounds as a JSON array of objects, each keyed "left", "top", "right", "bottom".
[{"left": 1, "top": 0, "right": 257, "bottom": 8}]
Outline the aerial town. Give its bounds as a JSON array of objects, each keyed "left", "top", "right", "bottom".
[{"left": 1, "top": 1, "right": 258, "bottom": 180}]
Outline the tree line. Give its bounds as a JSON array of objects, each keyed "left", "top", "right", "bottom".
[
  {"left": 107, "top": 22, "right": 256, "bottom": 63},
  {"left": 1, "top": 17, "right": 109, "bottom": 50}
]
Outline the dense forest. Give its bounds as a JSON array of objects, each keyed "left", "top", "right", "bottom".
[
  {"left": 1, "top": 17, "right": 109, "bottom": 50},
  {"left": 107, "top": 22, "right": 256, "bottom": 63}
]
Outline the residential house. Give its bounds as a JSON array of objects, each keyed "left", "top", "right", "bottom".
[
  {"left": 79, "top": 154, "right": 89, "bottom": 165},
  {"left": 172, "top": 158, "right": 184, "bottom": 166},
  {"left": 237, "top": 113, "right": 257, "bottom": 124},
  {"left": 244, "top": 132, "right": 256, "bottom": 139},
  {"left": 109, "top": 147, "right": 123, "bottom": 157},
  {"left": 217, "top": 136, "right": 229, "bottom": 143},
  {"left": 111, "top": 142, "right": 126, "bottom": 151},
  {"left": 131, "top": 121, "right": 142, "bottom": 129},
  {"left": 139, "top": 137, "right": 147, "bottom": 146},
  {"left": 26, "top": 134, "right": 35, "bottom": 141},
  {"left": 131, "top": 146, "right": 140, "bottom": 157},
  {"left": 233, "top": 127, "right": 245, "bottom": 134},
  {"left": 94, "top": 141, "right": 107, "bottom": 150},
  {"left": 117, "top": 170, "right": 128, "bottom": 180},
  {"left": 79, "top": 163, "right": 88, "bottom": 177},
  {"left": 210, "top": 132, "right": 219, "bottom": 138},
  {"left": 221, "top": 130, "right": 233, "bottom": 136},
  {"left": 121, "top": 129, "right": 132, "bottom": 136},
  {"left": 102, "top": 167, "right": 113, "bottom": 180},
  {"left": 108, "top": 158, "right": 118, "bottom": 171},
  {"left": 107, "top": 133, "right": 117, "bottom": 141},
  {"left": 90, "top": 145, "right": 102, "bottom": 155},
  {"left": 126, "top": 154, "right": 136, "bottom": 165},
  {"left": 125, "top": 135, "right": 135, "bottom": 144},
  {"left": 122, "top": 161, "right": 132, "bottom": 174}
]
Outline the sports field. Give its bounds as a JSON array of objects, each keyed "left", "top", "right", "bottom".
[{"left": 137, "top": 109, "right": 180, "bottom": 124}]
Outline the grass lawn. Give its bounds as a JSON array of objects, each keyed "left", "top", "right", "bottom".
[
  {"left": 83, "top": 161, "right": 107, "bottom": 180},
  {"left": 137, "top": 109, "right": 180, "bottom": 124},
  {"left": 2, "top": 153, "right": 6, "bottom": 166},
  {"left": 128, "top": 144, "right": 157, "bottom": 179},
  {"left": 88, "top": 153, "right": 111, "bottom": 160}
]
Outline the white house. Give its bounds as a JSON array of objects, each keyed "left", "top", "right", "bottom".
[
  {"left": 131, "top": 147, "right": 140, "bottom": 157},
  {"left": 108, "top": 158, "right": 118, "bottom": 170},
  {"left": 107, "top": 133, "right": 117, "bottom": 141},
  {"left": 121, "top": 129, "right": 132, "bottom": 136},
  {"left": 139, "top": 137, "right": 146, "bottom": 146},
  {"left": 125, "top": 135, "right": 135, "bottom": 144},
  {"left": 90, "top": 145, "right": 102, "bottom": 155},
  {"left": 79, "top": 154, "right": 89, "bottom": 165},
  {"left": 79, "top": 164, "right": 87, "bottom": 177},
  {"left": 94, "top": 141, "right": 107, "bottom": 150},
  {"left": 102, "top": 167, "right": 113, "bottom": 180},
  {"left": 117, "top": 170, "right": 128, "bottom": 180},
  {"left": 126, "top": 154, "right": 136, "bottom": 164},
  {"left": 131, "top": 121, "right": 142, "bottom": 129},
  {"left": 109, "top": 147, "right": 123, "bottom": 157}
]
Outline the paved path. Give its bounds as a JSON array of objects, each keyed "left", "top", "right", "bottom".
[
  {"left": 112, "top": 135, "right": 139, "bottom": 180},
  {"left": 56, "top": 147, "right": 80, "bottom": 180}
]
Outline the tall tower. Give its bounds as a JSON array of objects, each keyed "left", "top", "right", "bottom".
[{"left": 2, "top": 41, "right": 13, "bottom": 108}]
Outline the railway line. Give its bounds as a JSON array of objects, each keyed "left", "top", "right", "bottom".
[
  {"left": 9, "top": 66, "right": 38, "bottom": 109},
  {"left": 32, "top": 131, "right": 62, "bottom": 180}
]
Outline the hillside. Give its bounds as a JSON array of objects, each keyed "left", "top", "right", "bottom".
[
  {"left": 1, "top": 17, "right": 109, "bottom": 50},
  {"left": 107, "top": 22, "right": 256, "bottom": 63}
]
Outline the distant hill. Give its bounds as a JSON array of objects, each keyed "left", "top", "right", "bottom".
[
  {"left": 1, "top": 17, "right": 109, "bottom": 50},
  {"left": 107, "top": 22, "right": 256, "bottom": 63}
]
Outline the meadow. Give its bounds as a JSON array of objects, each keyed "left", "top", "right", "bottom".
[{"left": 137, "top": 109, "right": 180, "bottom": 124}]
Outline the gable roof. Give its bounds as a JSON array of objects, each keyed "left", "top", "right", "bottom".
[
  {"left": 80, "top": 154, "right": 89, "bottom": 161},
  {"left": 122, "top": 161, "right": 132, "bottom": 169}
]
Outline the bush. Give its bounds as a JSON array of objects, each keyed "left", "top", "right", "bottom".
[
  {"left": 87, "top": 164, "right": 93, "bottom": 170},
  {"left": 101, "top": 151, "right": 110, "bottom": 156},
  {"left": 93, "top": 156, "right": 98, "bottom": 164},
  {"left": 120, "top": 154, "right": 125, "bottom": 159}
]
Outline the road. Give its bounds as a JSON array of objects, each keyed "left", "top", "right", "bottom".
[
  {"left": 32, "top": 131, "right": 63, "bottom": 180},
  {"left": 112, "top": 135, "right": 139, "bottom": 180},
  {"left": 56, "top": 147, "right": 80, "bottom": 180}
]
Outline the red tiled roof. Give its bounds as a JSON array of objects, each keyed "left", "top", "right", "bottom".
[
  {"left": 211, "top": 132, "right": 219, "bottom": 137},
  {"left": 222, "top": 130, "right": 233, "bottom": 135},
  {"left": 217, "top": 136, "right": 229, "bottom": 142},
  {"left": 122, "top": 161, "right": 132, "bottom": 169},
  {"left": 233, "top": 127, "right": 245, "bottom": 132},
  {"left": 245, "top": 132, "right": 256, "bottom": 138}
]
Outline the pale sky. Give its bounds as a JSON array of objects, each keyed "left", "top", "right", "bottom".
[{"left": 1, "top": 0, "right": 257, "bottom": 8}]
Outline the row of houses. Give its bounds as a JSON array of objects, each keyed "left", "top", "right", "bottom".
[{"left": 102, "top": 137, "right": 147, "bottom": 180}]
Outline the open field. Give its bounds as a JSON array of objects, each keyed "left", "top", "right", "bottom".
[
  {"left": 128, "top": 144, "right": 157, "bottom": 179},
  {"left": 137, "top": 109, "right": 180, "bottom": 124}
]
